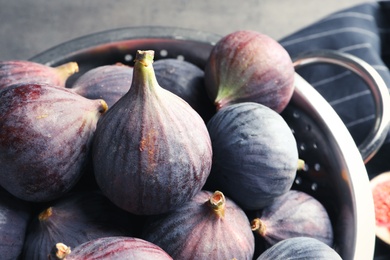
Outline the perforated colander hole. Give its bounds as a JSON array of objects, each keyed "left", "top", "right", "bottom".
[
  {"left": 160, "top": 49, "right": 168, "bottom": 57},
  {"left": 299, "top": 143, "right": 306, "bottom": 151},
  {"left": 124, "top": 54, "right": 133, "bottom": 62},
  {"left": 295, "top": 176, "right": 302, "bottom": 185},
  {"left": 176, "top": 55, "right": 185, "bottom": 61},
  {"left": 305, "top": 124, "right": 312, "bottom": 131},
  {"left": 314, "top": 163, "right": 321, "bottom": 171},
  {"left": 312, "top": 142, "right": 318, "bottom": 149},
  {"left": 311, "top": 182, "right": 318, "bottom": 191},
  {"left": 292, "top": 111, "right": 300, "bottom": 118}
]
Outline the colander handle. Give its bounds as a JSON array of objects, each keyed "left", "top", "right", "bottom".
[{"left": 292, "top": 49, "right": 390, "bottom": 164}]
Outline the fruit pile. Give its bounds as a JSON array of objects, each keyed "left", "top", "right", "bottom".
[{"left": 0, "top": 30, "right": 342, "bottom": 259}]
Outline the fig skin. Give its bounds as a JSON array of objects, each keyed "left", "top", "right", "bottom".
[
  {"left": 154, "top": 58, "right": 216, "bottom": 122},
  {"left": 0, "top": 60, "right": 79, "bottom": 90},
  {"left": 0, "top": 83, "right": 108, "bottom": 202},
  {"left": 204, "top": 30, "right": 295, "bottom": 113},
  {"left": 256, "top": 237, "right": 342, "bottom": 260},
  {"left": 22, "top": 191, "right": 141, "bottom": 260},
  {"left": 92, "top": 50, "right": 213, "bottom": 215},
  {"left": 141, "top": 190, "right": 255, "bottom": 260},
  {"left": 71, "top": 63, "right": 133, "bottom": 108},
  {"left": 205, "top": 102, "right": 298, "bottom": 210},
  {"left": 0, "top": 186, "right": 32, "bottom": 260},
  {"left": 250, "top": 189, "right": 334, "bottom": 256},
  {"left": 49, "top": 237, "right": 173, "bottom": 260}
]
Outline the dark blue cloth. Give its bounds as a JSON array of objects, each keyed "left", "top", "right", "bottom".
[{"left": 279, "top": 2, "right": 390, "bottom": 258}]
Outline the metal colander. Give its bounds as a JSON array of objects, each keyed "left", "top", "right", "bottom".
[{"left": 30, "top": 26, "right": 390, "bottom": 260}]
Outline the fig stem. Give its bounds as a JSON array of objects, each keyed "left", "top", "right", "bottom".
[
  {"left": 38, "top": 207, "right": 53, "bottom": 221},
  {"left": 54, "top": 62, "right": 79, "bottom": 84},
  {"left": 297, "top": 159, "right": 305, "bottom": 171},
  {"left": 208, "top": 190, "right": 226, "bottom": 218},
  {"left": 49, "top": 242, "right": 71, "bottom": 260},
  {"left": 251, "top": 218, "right": 267, "bottom": 237},
  {"left": 133, "top": 50, "right": 161, "bottom": 95}
]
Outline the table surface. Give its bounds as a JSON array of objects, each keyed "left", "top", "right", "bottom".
[{"left": 0, "top": 0, "right": 373, "bottom": 60}]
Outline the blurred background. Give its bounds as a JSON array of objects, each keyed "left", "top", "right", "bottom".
[{"left": 0, "top": 0, "right": 374, "bottom": 60}]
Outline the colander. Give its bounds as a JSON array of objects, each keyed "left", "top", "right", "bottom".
[{"left": 29, "top": 26, "right": 390, "bottom": 260}]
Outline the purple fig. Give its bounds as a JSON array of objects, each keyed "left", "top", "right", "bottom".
[
  {"left": 250, "top": 189, "right": 334, "bottom": 256},
  {"left": 204, "top": 30, "right": 295, "bottom": 113},
  {"left": 141, "top": 190, "right": 255, "bottom": 260},
  {"left": 49, "top": 237, "right": 173, "bottom": 260},
  {"left": 0, "top": 83, "right": 107, "bottom": 202},
  {"left": 22, "top": 191, "right": 141, "bottom": 260},
  {"left": 0, "top": 186, "right": 32, "bottom": 260},
  {"left": 0, "top": 60, "right": 79, "bottom": 90},
  {"left": 71, "top": 63, "right": 133, "bottom": 108},
  {"left": 92, "top": 50, "right": 212, "bottom": 215}
]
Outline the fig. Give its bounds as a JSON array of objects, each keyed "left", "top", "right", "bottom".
[
  {"left": 0, "top": 186, "right": 32, "bottom": 260},
  {"left": 205, "top": 102, "right": 298, "bottom": 210},
  {"left": 370, "top": 171, "right": 390, "bottom": 245},
  {"left": 22, "top": 191, "right": 140, "bottom": 260},
  {"left": 204, "top": 30, "right": 295, "bottom": 113},
  {"left": 250, "top": 189, "right": 334, "bottom": 255},
  {"left": 0, "top": 60, "right": 78, "bottom": 90},
  {"left": 154, "top": 58, "right": 215, "bottom": 122},
  {"left": 256, "top": 237, "right": 342, "bottom": 260},
  {"left": 0, "top": 83, "right": 108, "bottom": 202},
  {"left": 92, "top": 50, "right": 212, "bottom": 215},
  {"left": 141, "top": 190, "right": 255, "bottom": 260},
  {"left": 49, "top": 237, "right": 173, "bottom": 260},
  {"left": 71, "top": 63, "right": 133, "bottom": 108}
]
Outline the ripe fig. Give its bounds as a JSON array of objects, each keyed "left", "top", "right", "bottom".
[
  {"left": 205, "top": 102, "right": 298, "bottom": 210},
  {"left": 154, "top": 58, "right": 216, "bottom": 122},
  {"left": 0, "top": 83, "right": 108, "bottom": 202},
  {"left": 0, "top": 60, "right": 79, "bottom": 90},
  {"left": 49, "top": 237, "right": 173, "bottom": 260},
  {"left": 0, "top": 186, "right": 32, "bottom": 260},
  {"left": 92, "top": 50, "right": 212, "bottom": 215},
  {"left": 141, "top": 190, "right": 255, "bottom": 260},
  {"left": 22, "top": 191, "right": 140, "bottom": 260},
  {"left": 71, "top": 63, "right": 133, "bottom": 108},
  {"left": 250, "top": 189, "right": 334, "bottom": 255},
  {"left": 204, "top": 30, "right": 295, "bottom": 113},
  {"left": 256, "top": 237, "right": 342, "bottom": 260},
  {"left": 370, "top": 171, "right": 390, "bottom": 245}
]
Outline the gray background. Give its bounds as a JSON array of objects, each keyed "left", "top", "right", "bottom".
[{"left": 0, "top": 0, "right": 374, "bottom": 61}]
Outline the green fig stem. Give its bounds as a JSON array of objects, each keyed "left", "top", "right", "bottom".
[
  {"left": 38, "top": 207, "right": 53, "bottom": 221},
  {"left": 297, "top": 159, "right": 305, "bottom": 171},
  {"left": 208, "top": 190, "right": 226, "bottom": 218},
  {"left": 132, "top": 50, "right": 161, "bottom": 94},
  {"left": 251, "top": 218, "right": 267, "bottom": 237},
  {"left": 48, "top": 242, "right": 71, "bottom": 260},
  {"left": 54, "top": 62, "right": 79, "bottom": 85}
]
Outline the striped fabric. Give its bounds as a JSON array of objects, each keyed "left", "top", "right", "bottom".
[{"left": 280, "top": 1, "right": 390, "bottom": 147}]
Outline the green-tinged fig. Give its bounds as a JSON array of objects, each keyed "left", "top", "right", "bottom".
[
  {"left": 0, "top": 186, "right": 32, "bottom": 260},
  {"left": 22, "top": 191, "right": 140, "bottom": 260},
  {"left": 257, "top": 237, "right": 342, "bottom": 260},
  {"left": 205, "top": 102, "right": 298, "bottom": 210},
  {"left": 0, "top": 60, "right": 79, "bottom": 90},
  {"left": 71, "top": 63, "right": 133, "bottom": 108},
  {"left": 154, "top": 58, "right": 215, "bottom": 122},
  {"left": 0, "top": 83, "right": 107, "bottom": 202},
  {"left": 48, "top": 237, "right": 173, "bottom": 260},
  {"left": 142, "top": 190, "right": 255, "bottom": 260},
  {"left": 204, "top": 30, "right": 295, "bottom": 113},
  {"left": 92, "top": 50, "right": 212, "bottom": 215},
  {"left": 250, "top": 190, "right": 334, "bottom": 257}
]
